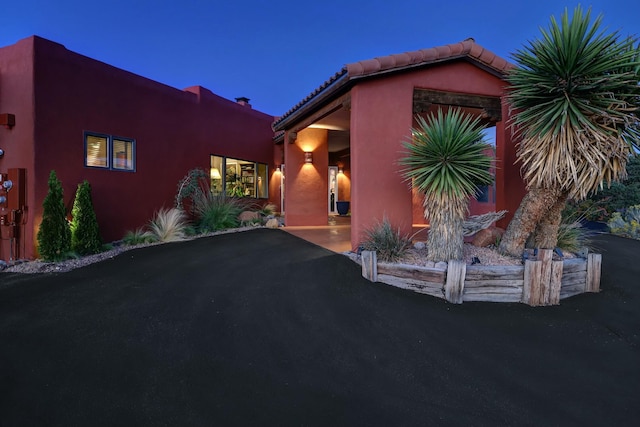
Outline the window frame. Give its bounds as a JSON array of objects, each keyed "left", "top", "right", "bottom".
[{"left": 84, "top": 131, "right": 136, "bottom": 172}]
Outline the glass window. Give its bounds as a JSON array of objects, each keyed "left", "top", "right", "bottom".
[
  {"left": 85, "top": 132, "right": 136, "bottom": 171},
  {"left": 113, "top": 138, "right": 135, "bottom": 171},
  {"left": 212, "top": 155, "right": 268, "bottom": 198},
  {"left": 85, "top": 134, "right": 108, "bottom": 168}
]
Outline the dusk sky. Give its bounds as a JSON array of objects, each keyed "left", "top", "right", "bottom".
[{"left": 3, "top": 0, "right": 639, "bottom": 116}]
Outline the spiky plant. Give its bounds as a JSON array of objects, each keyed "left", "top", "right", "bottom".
[
  {"left": 37, "top": 170, "right": 71, "bottom": 261},
  {"left": 70, "top": 180, "right": 102, "bottom": 255},
  {"left": 193, "top": 191, "right": 245, "bottom": 232},
  {"left": 145, "top": 208, "right": 188, "bottom": 242},
  {"left": 499, "top": 5, "right": 640, "bottom": 256},
  {"left": 361, "top": 218, "right": 412, "bottom": 263},
  {"left": 400, "top": 109, "right": 494, "bottom": 262}
]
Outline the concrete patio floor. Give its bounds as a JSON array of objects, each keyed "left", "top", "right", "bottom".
[{"left": 283, "top": 215, "right": 430, "bottom": 253}]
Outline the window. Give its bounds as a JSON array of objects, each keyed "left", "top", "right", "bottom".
[
  {"left": 84, "top": 132, "right": 135, "bottom": 171},
  {"left": 211, "top": 155, "right": 268, "bottom": 198}
]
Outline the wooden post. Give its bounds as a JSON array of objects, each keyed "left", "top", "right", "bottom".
[
  {"left": 445, "top": 260, "right": 466, "bottom": 304},
  {"left": 523, "top": 260, "right": 542, "bottom": 306},
  {"left": 586, "top": 253, "right": 602, "bottom": 293},
  {"left": 549, "top": 260, "right": 563, "bottom": 305},
  {"left": 361, "top": 251, "right": 377, "bottom": 282},
  {"left": 539, "top": 249, "right": 553, "bottom": 305}
]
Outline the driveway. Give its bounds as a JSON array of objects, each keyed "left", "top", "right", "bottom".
[{"left": 1, "top": 229, "right": 638, "bottom": 426}]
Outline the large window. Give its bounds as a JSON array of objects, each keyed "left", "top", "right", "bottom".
[
  {"left": 210, "top": 155, "right": 268, "bottom": 198},
  {"left": 85, "top": 132, "right": 135, "bottom": 171}
]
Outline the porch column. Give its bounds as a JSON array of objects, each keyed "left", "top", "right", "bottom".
[{"left": 284, "top": 128, "right": 329, "bottom": 226}]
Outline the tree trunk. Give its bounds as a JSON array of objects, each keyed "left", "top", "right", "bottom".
[
  {"left": 532, "top": 192, "right": 568, "bottom": 249},
  {"left": 498, "top": 186, "right": 564, "bottom": 257},
  {"left": 426, "top": 196, "right": 466, "bottom": 262}
]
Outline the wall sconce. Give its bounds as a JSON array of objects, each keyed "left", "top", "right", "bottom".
[
  {"left": 338, "top": 168, "right": 343, "bottom": 174},
  {"left": 304, "top": 152, "right": 313, "bottom": 164},
  {"left": 275, "top": 166, "right": 281, "bottom": 173},
  {"left": 0, "top": 148, "right": 4, "bottom": 157}
]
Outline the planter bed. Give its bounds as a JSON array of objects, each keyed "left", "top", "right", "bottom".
[{"left": 359, "top": 249, "right": 601, "bottom": 306}]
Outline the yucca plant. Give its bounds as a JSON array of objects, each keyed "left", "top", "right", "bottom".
[
  {"left": 499, "top": 6, "right": 640, "bottom": 256},
  {"left": 146, "top": 208, "right": 189, "bottom": 242},
  {"left": 400, "top": 109, "right": 494, "bottom": 262}
]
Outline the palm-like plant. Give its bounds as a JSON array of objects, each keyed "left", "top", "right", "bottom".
[
  {"left": 499, "top": 6, "right": 640, "bottom": 256},
  {"left": 401, "top": 109, "right": 494, "bottom": 262}
]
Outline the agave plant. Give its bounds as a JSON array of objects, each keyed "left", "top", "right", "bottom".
[
  {"left": 400, "top": 109, "right": 494, "bottom": 262},
  {"left": 499, "top": 6, "right": 640, "bottom": 256}
]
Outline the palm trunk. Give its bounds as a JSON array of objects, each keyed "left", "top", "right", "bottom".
[
  {"left": 532, "top": 192, "right": 568, "bottom": 249},
  {"left": 426, "top": 196, "right": 466, "bottom": 262},
  {"left": 498, "top": 186, "right": 564, "bottom": 257}
]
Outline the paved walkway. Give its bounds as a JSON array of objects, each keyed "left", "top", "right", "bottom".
[{"left": 0, "top": 230, "right": 638, "bottom": 426}]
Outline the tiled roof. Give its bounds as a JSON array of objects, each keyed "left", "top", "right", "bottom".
[{"left": 273, "top": 38, "right": 513, "bottom": 131}]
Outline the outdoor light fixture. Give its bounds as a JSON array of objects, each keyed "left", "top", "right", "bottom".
[
  {"left": 304, "top": 151, "right": 313, "bottom": 164},
  {"left": 338, "top": 168, "right": 343, "bottom": 174},
  {"left": 0, "top": 148, "right": 4, "bottom": 157},
  {"left": 2, "top": 180, "right": 12, "bottom": 190}
]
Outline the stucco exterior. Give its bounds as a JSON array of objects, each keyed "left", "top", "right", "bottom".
[{"left": 0, "top": 36, "right": 278, "bottom": 261}]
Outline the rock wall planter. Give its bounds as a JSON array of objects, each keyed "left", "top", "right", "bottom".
[{"left": 360, "top": 249, "right": 601, "bottom": 306}]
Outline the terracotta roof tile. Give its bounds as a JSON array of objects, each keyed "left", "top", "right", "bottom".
[{"left": 273, "top": 39, "right": 513, "bottom": 130}]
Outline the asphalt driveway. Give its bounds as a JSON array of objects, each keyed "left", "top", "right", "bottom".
[{"left": 1, "top": 229, "right": 638, "bottom": 426}]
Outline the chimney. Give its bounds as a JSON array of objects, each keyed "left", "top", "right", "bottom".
[{"left": 235, "top": 97, "right": 252, "bottom": 108}]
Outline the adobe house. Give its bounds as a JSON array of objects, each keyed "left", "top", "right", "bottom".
[
  {"left": 0, "top": 36, "right": 280, "bottom": 261},
  {"left": 272, "top": 38, "right": 526, "bottom": 251}
]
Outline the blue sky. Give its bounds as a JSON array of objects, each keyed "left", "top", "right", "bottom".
[{"left": 3, "top": 0, "right": 639, "bottom": 116}]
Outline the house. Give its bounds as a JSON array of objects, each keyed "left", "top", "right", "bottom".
[
  {"left": 273, "top": 38, "right": 525, "bottom": 250},
  {"left": 0, "top": 35, "right": 527, "bottom": 262},
  {"left": 0, "top": 36, "right": 279, "bottom": 261}
]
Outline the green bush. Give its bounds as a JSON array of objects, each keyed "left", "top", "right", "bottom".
[
  {"left": 193, "top": 192, "right": 245, "bottom": 232},
  {"left": 70, "top": 181, "right": 102, "bottom": 255},
  {"left": 146, "top": 208, "right": 189, "bottom": 242},
  {"left": 361, "top": 218, "right": 412, "bottom": 263},
  {"left": 37, "top": 171, "right": 71, "bottom": 261},
  {"left": 608, "top": 205, "right": 640, "bottom": 240},
  {"left": 122, "top": 227, "right": 157, "bottom": 245}
]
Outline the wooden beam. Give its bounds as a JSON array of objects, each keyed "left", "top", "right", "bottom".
[{"left": 413, "top": 89, "right": 502, "bottom": 121}]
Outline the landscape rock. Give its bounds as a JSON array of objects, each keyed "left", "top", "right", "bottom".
[
  {"left": 238, "top": 211, "right": 260, "bottom": 223},
  {"left": 413, "top": 241, "right": 426, "bottom": 250},
  {"left": 265, "top": 218, "right": 279, "bottom": 229},
  {"left": 472, "top": 226, "right": 505, "bottom": 247}
]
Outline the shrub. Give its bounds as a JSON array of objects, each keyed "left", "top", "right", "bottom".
[
  {"left": 361, "top": 218, "right": 412, "bottom": 263},
  {"left": 175, "top": 168, "right": 209, "bottom": 215},
  {"left": 555, "top": 207, "right": 594, "bottom": 252},
  {"left": 122, "top": 227, "right": 157, "bottom": 245},
  {"left": 608, "top": 205, "right": 640, "bottom": 240},
  {"left": 259, "top": 203, "right": 277, "bottom": 217},
  {"left": 70, "top": 181, "right": 103, "bottom": 255},
  {"left": 146, "top": 208, "right": 189, "bottom": 242},
  {"left": 37, "top": 170, "right": 71, "bottom": 261},
  {"left": 193, "top": 192, "right": 245, "bottom": 232}
]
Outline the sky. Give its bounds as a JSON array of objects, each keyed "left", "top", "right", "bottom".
[{"left": 3, "top": 0, "right": 639, "bottom": 117}]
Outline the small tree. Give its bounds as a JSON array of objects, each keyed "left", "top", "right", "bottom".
[
  {"left": 37, "top": 170, "right": 71, "bottom": 261},
  {"left": 400, "top": 109, "right": 494, "bottom": 262},
  {"left": 70, "top": 180, "right": 102, "bottom": 255}
]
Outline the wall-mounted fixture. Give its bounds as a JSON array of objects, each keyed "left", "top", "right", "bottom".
[
  {"left": 0, "top": 113, "right": 15, "bottom": 129},
  {"left": 0, "top": 149, "right": 4, "bottom": 158},
  {"left": 338, "top": 168, "right": 344, "bottom": 174},
  {"left": 2, "top": 180, "right": 12, "bottom": 190},
  {"left": 304, "top": 152, "right": 313, "bottom": 164}
]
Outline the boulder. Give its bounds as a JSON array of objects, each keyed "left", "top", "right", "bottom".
[
  {"left": 265, "top": 218, "right": 279, "bottom": 229},
  {"left": 471, "top": 226, "right": 505, "bottom": 247},
  {"left": 238, "top": 211, "right": 260, "bottom": 223}
]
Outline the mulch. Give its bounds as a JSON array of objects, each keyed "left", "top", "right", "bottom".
[{"left": 0, "top": 229, "right": 638, "bottom": 426}]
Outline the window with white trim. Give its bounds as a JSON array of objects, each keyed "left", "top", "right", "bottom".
[{"left": 84, "top": 132, "right": 135, "bottom": 171}]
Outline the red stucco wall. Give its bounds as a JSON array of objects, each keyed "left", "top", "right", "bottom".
[
  {"left": 349, "top": 60, "right": 516, "bottom": 249},
  {"left": 284, "top": 128, "right": 329, "bottom": 225},
  {"left": 1, "top": 36, "right": 277, "bottom": 260}
]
